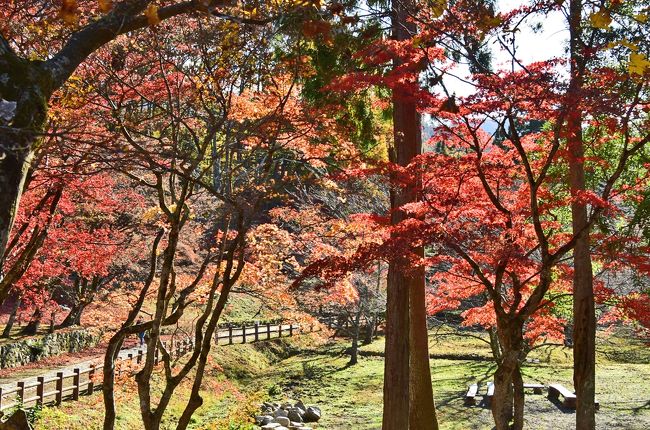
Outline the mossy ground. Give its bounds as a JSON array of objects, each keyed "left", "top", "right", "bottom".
[{"left": 31, "top": 326, "right": 650, "bottom": 429}]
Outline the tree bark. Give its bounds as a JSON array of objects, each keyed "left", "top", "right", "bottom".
[
  {"left": 568, "top": 2, "right": 596, "bottom": 429},
  {"left": 20, "top": 307, "right": 41, "bottom": 335},
  {"left": 59, "top": 303, "right": 85, "bottom": 328},
  {"left": 491, "top": 321, "right": 525, "bottom": 430},
  {"left": 409, "top": 261, "right": 438, "bottom": 430},
  {"left": 349, "top": 305, "right": 363, "bottom": 366},
  {"left": 2, "top": 297, "right": 21, "bottom": 338},
  {"left": 0, "top": 38, "right": 49, "bottom": 267},
  {"left": 383, "top": 2, "right": 438, "bottom": 428}
]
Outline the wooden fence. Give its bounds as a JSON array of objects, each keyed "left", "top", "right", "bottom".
[{"left": 0, "top": 321, "right": 304, "bottom": 413}]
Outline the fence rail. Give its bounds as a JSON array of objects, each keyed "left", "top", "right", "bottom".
[{"left": 0, "top": 321, "right": 306, "bottom": 413}]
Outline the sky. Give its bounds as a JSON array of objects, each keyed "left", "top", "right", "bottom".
[{"left": 443, "top": 0, "right": 570, "bottom": 97}]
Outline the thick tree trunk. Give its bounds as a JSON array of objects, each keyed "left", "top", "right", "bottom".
[
  {"left": 409, "top": 262, "right": 438, "bottom": 430},
  {"left": 512, "top": 364, "right": 525, "bottom": 430},
  {"left": 492, "top": 362, "right": 515, "bottom": 430},
  {"left": 59, "top": 303, "right": 85, "bottom": 328},
  {"left": 568, "top": 2, "right": 596, "bottom": 429},
  {"left": 492, "top": 321, "right": 525, "bottom": 430},
  {"left": 383, "top": 2, "right": 438, "bottom": 429},
  {"left": 21, "top": 308, "right": 41, "bottom": 335},
  {"left": 383, "top": 264, "right": 411, "bottom": 429},
  {"left": 0, "top": 39, "right": 50, "bottom": 267},
  {"left": 2, "top": 297, "right": 21, "bottom": 338}
]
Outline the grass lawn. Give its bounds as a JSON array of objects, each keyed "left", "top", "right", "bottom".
[{"left": 30, "top": 326, "right": 650, "bottom": 429}]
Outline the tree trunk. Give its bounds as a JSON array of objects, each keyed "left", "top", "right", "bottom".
[
  {"left": 0, "top": 41, "right": 49, "bottom": 267},
  {"left": 492, "top": 361, "right": 515, "bottom": 430},
  {"left": 568, "top": 2, "right": 596, "bottom": 429},
  {"left": 409, "top": 262, "right": 438, "bottom": 430},
  {"left": 512, "top": 364, "right": 525, "bottom": 430},
  {"left": 102, "top": 333, "right": 126, "bottom": 430},
  {"left": 59, "top": 303, "right": 85, "bottom": 328},
  {"left": 21, "top": 308, "right": 41, "bottom": 335},
  {"left": 492, "top": 321, "right": 525, "bottom": 430},
  {"left": 2, "top": 297, "right": 20, "bottom": 338},
  {"left": 349, "top": 305, "right": 363, "bottom": 366},
  {"left": 364, "top": 314, "right": 376, "bottom": 345},
  {"left": 383, "top": 263, "right": 411, "bottom": 430}
]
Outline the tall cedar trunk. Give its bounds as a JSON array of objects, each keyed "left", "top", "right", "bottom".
[
  {"left": 2, "top": 297, "right": 21, "bottom": 338},
  {"left": 383, "top": 1, "right": 438, "bottom": 428},
  {"left": 568, "top": 2, "right": 596, "bottom": 428},
  {"left": 383, "top": 264, "right": 411, "bottom": 429},
  {"left": 409, "top": 260, "right": 438, "bottom": 430}
]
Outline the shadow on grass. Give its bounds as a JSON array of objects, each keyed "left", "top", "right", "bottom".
[{"left": 546, "top": 395, "right": 576, "bottom": 414}]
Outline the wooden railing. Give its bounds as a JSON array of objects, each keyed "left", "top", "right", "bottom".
[{"left": 0, "top": 321, "right": 305, "bottom": 413}]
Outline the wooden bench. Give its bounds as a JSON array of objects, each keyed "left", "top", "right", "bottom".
[
  {"left": 548, "top": 384, "right": 600, "bottom": 410},
  {"left": 465, "top": 383, "right": 479, "bottom": 405},
  {"left": 485, "top": 382, "right": 495, "bottom": 405},
  {"left": 523, "top": 383, "right": 545, "bottom": 394},
  {"left": 548, "top": 384, "right": 576, "bottom": 408}
]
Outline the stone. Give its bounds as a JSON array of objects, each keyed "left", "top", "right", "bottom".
[
  {"left": 274, "top": 416, "right": 291, "bottom": 427},
  {"left": 0, "top": 409, "right": 33, "bottom": 430},
  {"left": 255, "top": 415, "right": 274, "bottom": 426},
  {"left": 260, "top": 424, "right": 281, "bottom": 430},
  {"left": 294, "top": 400, "right": 306, "bottom": 411},
  {"left": 0, "top": 329, "right": 101, "bottom": 369},
  {"left": 287, "top": 409, "right": 303, "bottom": 423},
  {"left": 273, "top": 408, "right": 289, "bottom": 418},
  {"left": 303, "top": 406, "right": 321, "bottom": 423}
]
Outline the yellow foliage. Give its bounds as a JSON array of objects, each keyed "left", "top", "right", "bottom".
[
  {"left": 98, "top": 0, "right": 113, "bottom": 13},
  {"left": 60, "top": 0, "right": 79, "bottom": 25},
  {"left": 146, "top": 4, "right": 161, "bottom": 26},
  {"left": 429, "top": 0, "right": 447, "bottom": 18},
  {"left": 629, "top": 52, "right": 650, "bottom": 76},
  {"left": 589, "top": 10, "right": 612, "bottom": 29},
  {"left": 634, "top": 13, "right": 648, "bottom": 23}
]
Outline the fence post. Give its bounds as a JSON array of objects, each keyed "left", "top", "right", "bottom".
[
  {"left": 278, "top": 323, "right": 283, "bottom": 338},
  {"left": 87, "top": 365, "right": 95, "bottom": 394},
  {"left": 175, "top": 341, "right": 181, "bottom": 358},
  {"left": 17, "top": 381, "right": 25, "bottom": 405},
  {"left": 72, "top": 368, "right": 81, "bottom": 400},
  {"left": 55, "top": 372, "right": 64, "bottom": 405},
  {"left": 242, "top": 324, "right": 247, "bottom": 344},
  {"left": 266, "top": 322, "right": 271, "bottom": 340},
  {"left": 228, "top": 325, "right": 233, "bottom": 345},
  {"left": 215, "top": 329, "right": 219, "bottom": 345},
  {"left": 137, "top": 349, "right": 143, "bottom": 364},
  {"left": 0, "top": 386, "right": 4, "bottom": 412},
  {"left": 36, "top": 377, "right": 44, "bottom": 406},
  {"left": 289, "top": 324, "right": 294, "bottom": 337}
]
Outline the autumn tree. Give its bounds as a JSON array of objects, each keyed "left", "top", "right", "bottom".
[{"left": 0, "top": 0, "right": 323, "bottom": 279}]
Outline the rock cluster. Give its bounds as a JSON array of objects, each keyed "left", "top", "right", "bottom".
[
  {"left": 0, "top": 329, "right": 101, "bottom": 369},
  {"left": 255, "top": 400, "right": 321, "bottom": 430}
]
